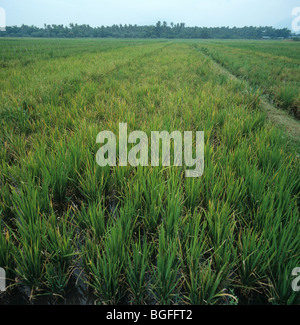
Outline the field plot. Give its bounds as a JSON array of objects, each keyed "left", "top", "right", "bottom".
[
  {"left": 0, "top": 39, "right": 299, "bottom": 305},
  {"left": 199, "top": 40, "right": 300, "bottom": 118}
]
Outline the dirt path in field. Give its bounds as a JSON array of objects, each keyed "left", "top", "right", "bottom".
[{"left": 199, "top": 49, "right": 300, "bottom": 147}]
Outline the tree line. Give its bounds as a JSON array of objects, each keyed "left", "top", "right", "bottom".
[{"left": 0, "top": 21, "right": 292, "bottom": 39}]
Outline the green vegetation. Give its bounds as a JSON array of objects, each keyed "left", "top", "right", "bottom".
[
  {"left": 199, "top": 41, "right": 300, "bottom": 117},
  {"left": 0, "top": 23, "right": 292, "bottom": 39},
  {"left": 0, "top": 39, "right": 299, "bottom": 305}
]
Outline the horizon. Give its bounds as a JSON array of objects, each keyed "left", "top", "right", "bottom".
[
  {"left": 0, "top": 0, "right": 299, "bottom": 31},
  {"left": 2, "top": 21, "right": 296, "bottom": 30}
]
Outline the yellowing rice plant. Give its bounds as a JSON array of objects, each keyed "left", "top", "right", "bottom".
[{"left": 0, "top": 38, "right": 299, "bottom": 305}]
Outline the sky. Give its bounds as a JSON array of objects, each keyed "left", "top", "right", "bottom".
[{"left": 0, "top": 0, "right": 299, "bottom": 29}]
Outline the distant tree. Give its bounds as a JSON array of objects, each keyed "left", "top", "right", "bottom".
[{"left": 0, "top": 22, "right": 292, "bottom": 39}]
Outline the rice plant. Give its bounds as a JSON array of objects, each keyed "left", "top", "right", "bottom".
[{"left": 0, "top": 38, "right": 299, "bottom": 305}]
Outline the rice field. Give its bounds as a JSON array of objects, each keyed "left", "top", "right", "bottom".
[
  {"left": 199, "top": 40, "right": 300, "bottom": 118},
  {"left": 0, "top": 38, "right": 299, "bottom": 305}
]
